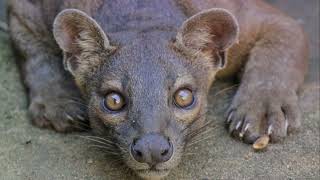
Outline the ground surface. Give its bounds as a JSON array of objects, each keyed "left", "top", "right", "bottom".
[{"left": 0, "top": 0, "right": 319, "bottom": 179}]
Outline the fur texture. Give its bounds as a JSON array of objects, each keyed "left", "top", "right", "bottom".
[{"left": 8, "top": 0, "right": 308, "bottom": 179}]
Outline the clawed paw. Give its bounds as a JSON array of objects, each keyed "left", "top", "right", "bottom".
[
  {"left": 29, "top": 96, "right": 89, "bottom": 133},
  {"left": 225, "top": 88, "right": 301, "bottom": 144}
]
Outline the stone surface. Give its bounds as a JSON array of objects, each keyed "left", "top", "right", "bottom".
[{"left": 0, "top": 1, "right": 319, "bottom": 179}]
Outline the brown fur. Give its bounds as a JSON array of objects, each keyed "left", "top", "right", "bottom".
[{"left": 8, "top": 0, "right": 308, "bottom": 179}]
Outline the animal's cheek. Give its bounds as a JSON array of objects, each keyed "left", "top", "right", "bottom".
[
  {"left": 99, "top": 112, "right": 127, "bottom": 126},
  {"left": 173, "top": 96, "right": 206, "bottom": 125},
  {"left": 173, "top": 108, "right": 199, "bottom": 124}
]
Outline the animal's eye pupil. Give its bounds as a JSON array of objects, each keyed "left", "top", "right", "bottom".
[
  {"left": 104, "top": 92, "right": 125, "bottom": 111},
  {"left": 174, "top": 88, "right": 194, "bottom": 108}
]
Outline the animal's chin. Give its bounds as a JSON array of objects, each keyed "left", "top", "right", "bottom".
[{"left": 135, "top": 169, "right": 171, "bottom": 180}]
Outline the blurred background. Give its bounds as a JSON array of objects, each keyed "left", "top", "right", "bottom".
[{"left": 0, "top": 0, "right": 319, "bottom": 179}]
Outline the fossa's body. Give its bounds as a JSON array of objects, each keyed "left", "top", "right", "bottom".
[{"left": 8, "top": 0, "right": 308, "bottom": 179}]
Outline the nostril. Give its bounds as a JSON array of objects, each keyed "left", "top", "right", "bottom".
[
  {"left": 136, "top": 150, "right": 143, "bottom": 157},
  {"left": 132, "top": 138, "right": 138, "bottom": 146},
  {"left": 131, "top": 141, "right": 144, "bottom": 163},
  {"left": 161, "top": 149, "right": 169, "bottom": 156},
  {"left": 158, "top": 137, "right": 173, "bottom": 162}
]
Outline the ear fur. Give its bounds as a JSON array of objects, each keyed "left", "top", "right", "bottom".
[
  {"left": 53, "top": 9, "right": 116, "bottom": 86},
  {"left": 176, "top": 8, "right": 239, "bottom": 69}
]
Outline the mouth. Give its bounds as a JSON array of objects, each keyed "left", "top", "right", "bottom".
[{"left": 135, "top": 168, "right": 170, "bottom": 179}]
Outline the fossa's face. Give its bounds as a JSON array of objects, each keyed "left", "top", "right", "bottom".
[
  {"left": 53, "top": 8, "right": 238, "bottom": 179},
  {"left": 88, "top": 36, "right": 213, "bottom": 178}
]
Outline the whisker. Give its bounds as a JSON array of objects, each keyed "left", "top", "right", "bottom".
[
  {"left": 68, "top": 118, "right": 91, "bottom": 129},
  {"left": 186, "top": 131, "right": 213, "bottom": 145},
  {"left": 61, "top": 96, "right": 86, "bottom": 103},
  {"left": 71, "top": 124, "right": 91, "bottom": 132},
  {"left": 188, "top": 126, "right": 216, "bottom": 141},
  {"left": 89, "top": 145, "right": 119, "bottom": 155},
  {"left": 63, "top": 115, "right": 91, "bottom": 132},
  {"left": 109, "top": 159, "right": 124, "bottom": 168},
  {"left": 78, "top": 136, "right": 117, "bottom": 147},
  {"left": 62, "top": 120, "right": 90, "bottom": 132},
  {"left": 213, "top": 84, "right": 239, "bottom": 97},
  {"left": 184, "top": 120, "right": 216, "bottom": 138},
  {"left": 82, "top": 136, "right": 128, "bottom": 154},
  {"left": 117, "top": 146, "right": 128, "bottom": 153},
  {"left": 180, "top": 111, "right": 208, "bottom": 134},
  {"left": 186, "top": 134, "right": 217, "bottom": 147},
  {"left": 89, "top": 144, "right": 116, "bottom": 151},
  {"left": 65, "top": 100, "right": 89, "bottom": 108},
  {"left": 83, "top": 136, "right": 116, "bottom": 144},
  {"left": 187, "top": 122, "right": 216, "bottom": 137}
]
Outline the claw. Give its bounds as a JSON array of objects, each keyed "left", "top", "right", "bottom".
[
  {"left": 43, "top": 113, "right": 49, "bottom": 120},
  {"left": 239, "top": 132, "right": 244, "bottom": 138},
  {"left": 77, "top": 115, "right": 85, "bottom": 121},
  {"left": 285, "top": 118, "right": 288, "bottom": 132},
  {"left": 66, "top": 114, "right": 74, "bottom": 121},
  {"left": 267, "top": 124, "right": 273, "bottom": 135},
  {"left": 240, "top": 124, "right": 250, "bottom": 138},
  {"left": 227, "top": 111, "right": 234, "bottom": 123},
  {"left": 236, "top": 121, "right": 242, "bottom": 130}
]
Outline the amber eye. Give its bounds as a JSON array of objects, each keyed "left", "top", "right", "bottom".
[
  {"left": 103, "top": 92, "right": 125, "bottom": 111},
  {"left": 174, "top": 88, "right": 194, "bottom": 108}
]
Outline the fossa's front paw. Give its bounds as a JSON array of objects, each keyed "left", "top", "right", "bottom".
[
  {"left": 225, "top": 86, "right": 301, "bottom": 144},
  {"left": 28, "top": 93, "right": 89, "bottom": 133}
]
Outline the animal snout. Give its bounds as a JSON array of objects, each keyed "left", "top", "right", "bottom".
[{"left": 130, "top": 133, "right": 173, "bottom": 165}]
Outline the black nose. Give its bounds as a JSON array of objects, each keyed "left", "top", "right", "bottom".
[{"left": 130, "top": 133, "right": 173, "bottom": 165}]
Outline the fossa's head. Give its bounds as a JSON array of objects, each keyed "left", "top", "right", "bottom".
[{"left": 53, "top": 8, "right": 238, "bottom": 179}]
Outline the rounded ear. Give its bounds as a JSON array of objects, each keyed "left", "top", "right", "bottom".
[
  {"left": 53, "top": 9, "right": 111, "bottom": 54},
  {"left": 176, "top": 8, "right": 239, "bottom": 68},
  {"left": 53, "top": 9, "right": 115, "bottom": 77}
]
